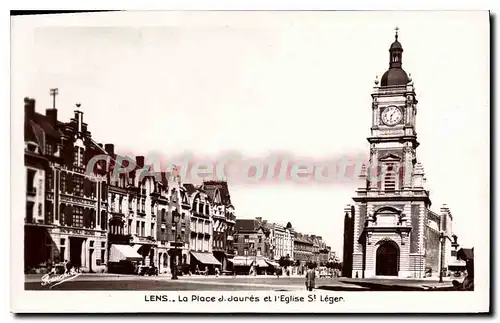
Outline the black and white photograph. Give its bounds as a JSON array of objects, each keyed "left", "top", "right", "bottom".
[{"left": 10, "top": 10, "right": 489, "bottom": 313}]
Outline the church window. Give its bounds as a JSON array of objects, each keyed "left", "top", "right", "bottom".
[{"left": 384, "top": 163, "right": 396, "bottom": 191}]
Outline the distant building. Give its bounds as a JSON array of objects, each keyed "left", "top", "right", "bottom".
[
  {"left": 293, "top": 233, "right": 313, "bottom": 265},
  {"left": 201, "top": 180, "right": 236, "bottom": 271},
  {"left": 186, "top": 184, "right": 221, "bottom": 273},
  {"left": 234, "top": 218, "right": 268, "bottom": 258},
  {"left": 261, "top": 221, "right": 294, "bottom": 261}
]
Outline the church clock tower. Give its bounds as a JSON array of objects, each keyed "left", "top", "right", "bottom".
[{"left": 348, "top": 29, "right": 433, "bottom": 279}]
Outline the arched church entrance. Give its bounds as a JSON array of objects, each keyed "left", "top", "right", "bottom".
[{"left": 375, "top": 240, "right": 399, "bottom": 276}]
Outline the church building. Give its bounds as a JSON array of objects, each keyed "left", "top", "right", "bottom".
[{"left": 342, "top": 30, "right": 458, "bottom": 279}]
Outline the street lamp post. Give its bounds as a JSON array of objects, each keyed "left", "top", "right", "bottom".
[
  {"left": 171, "top": 210, "right": 180, "bottom": 280},
  {"left": 439, "top": 231, "right": 445, "bottom": 283},
  {"left": 254, "top": 243, "right": 257, "bottom": 276}
]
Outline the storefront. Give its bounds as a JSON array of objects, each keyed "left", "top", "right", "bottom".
[
  {"left": 190, "top": 251, "right": 222, "bottom": 274},
  {"left": 108, "top": 244, "right": 142, "bottom": 274}
]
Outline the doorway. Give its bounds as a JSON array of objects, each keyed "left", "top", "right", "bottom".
[
  {"left": 69, "top": 237, "right": 85, "bottom": 268},
  {"left": 375, "top": 241, "right": 399, "bottom": 276},
  {"left": 89, "top": 249, "right": 94, "bottom": 273}
]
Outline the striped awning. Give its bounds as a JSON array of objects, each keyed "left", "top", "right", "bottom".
[
  {"left": 229, "top": 257, "right": 254, "bottom": 266},
  {"left": 265, "top": 260, "right": 280, "bottom": 268},
  {"left": 109, "top": 244, "right": 142, "bottom": 262},
  {"left": 191, "top": 252, "right": 222, "bottom": 266}
]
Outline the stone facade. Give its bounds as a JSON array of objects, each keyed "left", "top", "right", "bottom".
[{"left": 343, "top": 32, "right": 459, "bottom": 279}]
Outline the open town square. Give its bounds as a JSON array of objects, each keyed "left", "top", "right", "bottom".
[{"left": 22, "top": 20, "right": 476, "bottom": 293}]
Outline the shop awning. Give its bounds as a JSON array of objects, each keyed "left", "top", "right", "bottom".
[
  {"left": 109, "top": 244, "right": 142, "bottom": 262},
  {"left": 229, "top": 257, "right": 254, "bottom": 267},
  {"left": 265, "top": 260, "right": 280, "bottom": 268},
  {"left": 191, "top": 252, "right": 222, "bottom": 266},
  {"left": 256, "top": 259, "right": 268, "bottom": 267}
]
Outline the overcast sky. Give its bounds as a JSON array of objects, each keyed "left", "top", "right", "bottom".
[{"left": 12, "top": 11, "right": 489, "bottom": 256}]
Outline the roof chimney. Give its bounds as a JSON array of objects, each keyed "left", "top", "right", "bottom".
[
  {"left": 24, "top": 97, "right": 35, "bottom": 119},
  {"left": 45, "top": 108, "right": 58, "bottom": 126},
  {"left": 104, "top": 144, "right": 115, "bottom": 155},
  {"left": 136, "top": 156, "right": 145, "bottom": 168}
]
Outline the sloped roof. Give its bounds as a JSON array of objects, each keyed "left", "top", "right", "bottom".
[
  {"left": 183, "top": 183, "right": 198, "bottom": 195},
  {"left": 202, "top": 180, "right": 232, "bottom": 204},
  {"left": 235, "top": 219, "right": 261, "bottom": 232}
]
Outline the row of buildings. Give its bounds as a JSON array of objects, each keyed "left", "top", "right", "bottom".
[
  {"left": 24, "top": 95, "right": 338, "bottom": 275},
  {"left": 24, "top": 96, "right": 238, "bottom": 275},
  {"left": 232, "top": 217, "right": 337, "bottom": 267}
]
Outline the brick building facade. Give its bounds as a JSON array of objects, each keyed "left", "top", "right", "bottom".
[{"left": 24, "top": 98, "right": 108, "bottom": 273}]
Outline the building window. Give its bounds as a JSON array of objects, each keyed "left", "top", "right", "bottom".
[
  {"left": 60, "top": 247, "right": 66, "bottom": 261},
  {"left": 244, "top": 248, "right": 248, "bottom": 256},
  {"left": 100, "top": 249, "right": 105, "bottom": 263},
  {"left": 73, "top": 175, "right": 84, "bottom": 196},
  {"left": 26, "top": 169, "right": 36, "bottom": 194},
  {"left": 79, "top": 148, "right": 84, "bottom": 166},
  {"left": 151, "top": 223, "right": 155, "bottom": 237},
  {"left": 258, "top": 236, "right": 262, "bottom": 244},
  {"left": 73, "top": 147, "right": 79, "bottom": 166},
  {"left": 384, "top": 163, "right": 396, "bottom": 191},
  {"left": 244, "top": 235, "right": 249, "bottom": 243},
  {"left": 141, "top": 199, "right": 145, "bottom": 212},
  {"left": 257, "top": 248, "right": 261, "bottom": 256},
  {"left": 46, "top": 144, "right": 53, "bottom": 156},
  {"left": 60, "top": 172, "right": 66, "bottom": 193},
  {"left": 119, "top": 196, "right": 123, "bottom": 213},
  {"left": 46, "top": 171, "right": 53, "bottom": 191},
  {"left": 128, "top": 219, "right": 132, "bottom": 235},
  {"left": 136, "top": 221, "right": 140, "bottom": 236},
  {"left": 141, "top": 222, "right": 145, "bottom": 237},
  {"left": 73, "top": 206, "right": 84, "bottom": 227}
]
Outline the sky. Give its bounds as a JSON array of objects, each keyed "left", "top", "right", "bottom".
[{"left": 12, "top": 11, "right": 489, "bottom": 257}]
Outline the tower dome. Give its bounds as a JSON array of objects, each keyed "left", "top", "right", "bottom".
[{"left": 380, "top": 28, "right": 409, "bottom": 87}]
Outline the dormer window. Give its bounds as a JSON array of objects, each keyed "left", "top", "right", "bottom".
[
  {"left": 73, "top": 147, "right": 84, "bottom": 167},
  {"left": 45, "top": 144, "right": 53, "bottom": 156},
  {"left": 26, "top": 142, "right": 38, "bottom": 153}
]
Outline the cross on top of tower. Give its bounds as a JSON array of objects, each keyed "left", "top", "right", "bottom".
[{"left": 395, "top": 26, "right": 399, "bottom": 40}]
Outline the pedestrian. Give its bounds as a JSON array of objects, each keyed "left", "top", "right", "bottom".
[
  {"left": 215, "top": 267, "right": 220, "bottom": 278},
  {"left": 276, "top": 267, "right": 281, "bottom": 278},
  {"left": 64, "top": 259, "right": 71, "bottom": 274},
  {"left": 305, "top": 263, "right": 316, "bottom": 292},
  {"left": 452, "top": 258, "right": 474, "bottom": 291},
  {"left": 205, "top": 266, "right": 208, "bottom": 276}
]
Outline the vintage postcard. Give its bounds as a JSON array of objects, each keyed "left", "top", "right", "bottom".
[{"left": 11, "top": 10, "right": 490, "bottom": 313}]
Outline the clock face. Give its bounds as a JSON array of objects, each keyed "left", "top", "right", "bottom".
[{"left": 381, "top": 106, "right": 403, "bottom": 126}]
